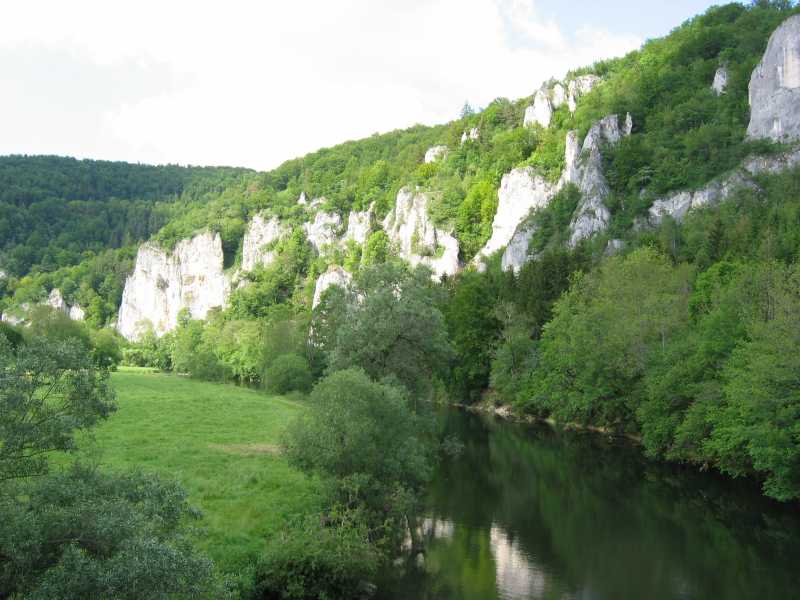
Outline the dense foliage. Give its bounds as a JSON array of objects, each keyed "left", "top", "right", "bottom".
[{"left": 0, "top": 331, "right": 224, "bottom": 598}]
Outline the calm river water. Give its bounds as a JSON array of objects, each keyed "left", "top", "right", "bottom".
[{"left": 377, "top": 410, "right": 800, "bottom": 600}]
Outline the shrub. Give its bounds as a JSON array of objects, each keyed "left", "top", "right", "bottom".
[
  {"left": 251, "top": 516, "right": 378, "bottom": 600},
  {"left": 263, "top": 354, "right": 312, "bottom": 394}
]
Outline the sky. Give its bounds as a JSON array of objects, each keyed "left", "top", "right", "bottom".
[{"left": 0, "top": 0, "right": 721, "bottom": 172}]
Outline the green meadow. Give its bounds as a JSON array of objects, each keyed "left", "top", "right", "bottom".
[{"left": 63, "top": 368, "right": 323, "bottom": 571}]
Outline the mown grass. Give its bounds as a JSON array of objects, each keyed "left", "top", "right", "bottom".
[{"left": 62, "top": 370, "right": 322, "bottom": 571}]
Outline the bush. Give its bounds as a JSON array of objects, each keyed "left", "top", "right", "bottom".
[
  {"left": 263, "top": 354, "right": 312, "bottom": 394},
  {"left": 251, "top": 516, "right": 378, "bottom": 600}
]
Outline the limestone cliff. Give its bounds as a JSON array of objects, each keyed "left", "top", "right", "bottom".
[
  {"left": 304, "top": 211, "right": 342, "bottom": 254},
  {"left": 524, "top": 90, "right": 553, "bottom": 128},
  {"left": 382, "top": 188, "right": 460, "bottom": 279},
  {"left": 312, "top": 265, "right": 353, "bottom": 308},
  {"left": 117, "top": 231, "right": 230, "bottom": 341},
  {"left": 344, "top": 204, "right": 374, "bottom": 246},
  {"left": 476, "top": 169, "right": 556, "bottom": 268},
  {"left": 241, "top": 213, "right": 287, "bottom": 272},
  {"left": 648, "top": 148, "right": 800, "bottom": 225},
  {"left": 424, "top": 145, "right": 448, "bottom": 163},
  {"left": 566, "top": 114, "right": 632, "bottom": 246},
  {"left": 747, "top": 14, "right": 800, "bottom": 142},
  {"left": 712, "top": 66, "right": 729, "bottom": 95}
]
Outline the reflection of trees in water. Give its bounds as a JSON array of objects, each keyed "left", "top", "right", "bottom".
[{"left": 408, "top": 410, "right": 800, "bottom": 600}]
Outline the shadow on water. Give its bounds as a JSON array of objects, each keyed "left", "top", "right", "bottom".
[{"left": 377, "top": 409, "right": 800, "bottom": 600}]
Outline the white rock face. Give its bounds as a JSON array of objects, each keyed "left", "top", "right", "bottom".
[
  {"left": 524, "top": 90, "right": 553, "bottom": 128},
  {"left": 69, "top": 305, "right": 86, "bottom": 321},
  {"left": 382, "top": 188, "right": 460, "bottom": 279},
  {"left": 242, "top": 213, "right": 287, "bottom": 272},
  {"left": 460, "top": 128, "right": 480, "bottom": 145},
  {"left": 551, "top": 83, "right": 567, "bottom": 108},
  {"left": 648, "top": 147, "right": 800, "bottom": 225},
  {"left": 312, "top": 265, "right": 353, "bottom": 309},
  {"left": 117, "top": 231, "right": 230, "bottom": 341},
  {"left": 747, "top": 15, "right": 800, "bottom": 142},
  {"left": 501, "top": 221, "right": 538, "bottom": 274},
  {"left": 566, "top": 114, "right": 632, "bottom": 246},
  {"left": 712, "top": 66, "right": 729, "bottom": 95},
  {"left": 303, "top": 211, "right": 342, "bottom": 254},
  {"left": 567, "top": 74, "right": 601, "bottom": 113},
  {"left": 424, "top": 145, "right": 448, "bottom": 163},
  {"left": 344, "top": 204, "right": 373, "bottom": 245},
  {"left": 297, "top": 192, "right": 308, "bottom": 205},
  {"left": 0, "top": 270, "right": 6, "bottom": 280},
  {"left": 46, "top": 288, "right": 68, "bottom": 313},
  {"left": 605, "top": 239, "right": 626, "bottom": 256},
  {"left": 475, "top": 169, "right": 556, "bottom": 268}
]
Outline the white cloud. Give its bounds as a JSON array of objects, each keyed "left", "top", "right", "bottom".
[{"left": 0, "top": 0, "right": 642, "bottom": 170}]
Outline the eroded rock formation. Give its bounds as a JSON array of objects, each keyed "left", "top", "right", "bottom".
[
  {"left": 304, "top": 211, "right": 342, "bottom": 254},
  {"left": 524, "top": 89, "right": 553, "bottom": 128},
  {"left": 648, "top": 147, "right": 800, "bottom": 225},
  {"left": 476, "top": 169, "right": 556, "bottom": 268},
  {"left": 712, "top": 66, "right": 729, "bottom": 95},
  {"left": 242, "top": 213, "right": 287, "bottom": 272},
  {"left": 567, "top": 114, "right": 632, "bottom": 246},
  {"left": 382, "top": 188, "right": 460, "bottom": 279},
  {"left": 747, "top": 14, "right": 800, "bottom": 142},
  {"left": 424, "top": 145, "right": 448, "bottom": 163},
  {"left": 117, "top": 231, "right": 230, "bottom": 341},
  {"left": 312, "top": 265, "right": 353, "bottom": 308},
  {"left": 344, "top": 204, "right": 374, "bottom": 246}
]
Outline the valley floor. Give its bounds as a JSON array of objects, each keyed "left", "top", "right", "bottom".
[{"left": 63, "top": 369, "right": 322, "bottom": 571}]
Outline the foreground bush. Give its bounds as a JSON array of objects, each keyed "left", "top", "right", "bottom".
[
  {"left": 252, "top": 517, "right": 378, "bottom": 600},
  {"left": 263, "top": 353, "right": 312, "bottom": 394}
]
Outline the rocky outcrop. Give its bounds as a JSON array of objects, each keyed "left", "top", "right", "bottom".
[
  {"left": 312, "top": 265, "right": 353, "bottom": 308},
  {"left": 501, "top": 221, "right": 538, "bottom": 274},
  {"left": 747, "top": 14, "right": 800, "bottom": 142},
  {"left": 475, "top": 169, "right": 556, "bottom": 268},
  {"left": 242, "top": 213, "right": 287, "bottom": 272},
  {"left": 304, "top": 211, "right": 342, "bottom": 254},
  {"left": 297, "top": 192, "right": 308, "bottom": 205},
  {"left": 567, "top": 74, "right": 601, "bottom": 113},
  {"left": 712, "top": 66, "right": 729, "bottom": 95},
  {"left": 117, "top": 232, "right": 230, "bottom": 341},
  {"left": 567, "top": 114, "right": 632, "bottom": 246},
  {"left": 69, "top": 305, "right": 86, "bottom": 321},
  {"left": 46, "top": 288, "right": 68, "bottom": 313},
  {"left": 382, "top": 188, "right": 460, "bottom": 279},
  {"left": 488, "top": 115, "right": 629, "bottom": 271},
  {"left": 424, "top": 145, "right": 448, "bottom": 163},
  {"left": 460, "top": 128, "right": 479, "bottom": 145},
  {"left": 648, "top": 147, "right": 800, "bottom": 225},
  {"left": 524, "top": 90, "right": 553, "bottom": 128},
  {"left": 1, "top": 289, "right": 85, "bottom": 326},
  {"left": 343, "top": 204, "right": 373, "bottom": 245},
  {"left": 523, "top": 75, "right": 601, "bottom": 128}
]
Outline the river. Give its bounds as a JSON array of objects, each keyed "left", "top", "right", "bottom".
[{"left": 377, "top": 409, "right": 800, "bottom": 600}]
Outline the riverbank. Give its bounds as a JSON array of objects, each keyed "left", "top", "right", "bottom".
[{"left": 452, "top": 400, "right": 644, "bottom": 443}]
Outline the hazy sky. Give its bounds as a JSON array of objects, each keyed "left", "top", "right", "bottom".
[{"left": 0, "top": 0, "right": 720, "bottom": 171}]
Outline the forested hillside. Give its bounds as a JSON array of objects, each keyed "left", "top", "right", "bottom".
[{"left": 2, "top": 1, "right": 800, "bottom": 503}]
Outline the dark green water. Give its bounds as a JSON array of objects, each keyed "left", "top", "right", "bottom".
[{"left": 378, "top": 410, "right": 800, "bottom": 600}]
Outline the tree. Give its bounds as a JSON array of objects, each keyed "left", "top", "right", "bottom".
[
  {"left": 0, "top": 336, "right": 226, "bottom": 598},
  {"left": 0, "top": 465, "right": 226, "bottom": 599},
  {"left": 708, "top": 265, "right": 800, "bottom": 500},
  {"left": 531, "top": 248, "right": 693, "bottom": 429},
  {"left": 282, "top": 369, "right": 433, "bottom": 540},
  {"left": 263, "top": 354, "right": 312, "bottom": 395},
  {"left": 0, "top": 336, "right": 116, "bottom": 481},
  {"left": 318, "top": 262, "right": 453, "bottom": 399}
]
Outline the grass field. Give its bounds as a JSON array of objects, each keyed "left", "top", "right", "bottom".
[{"left": 64, "top": 369, "right": 323, "bottom": 571}]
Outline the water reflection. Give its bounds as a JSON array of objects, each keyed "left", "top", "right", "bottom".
[
  {"left": 490, "top": 525, "right": 546, "bottom": 599},
  {"left": 378, "top": 410, "right": 800, "bottom": 600}
]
